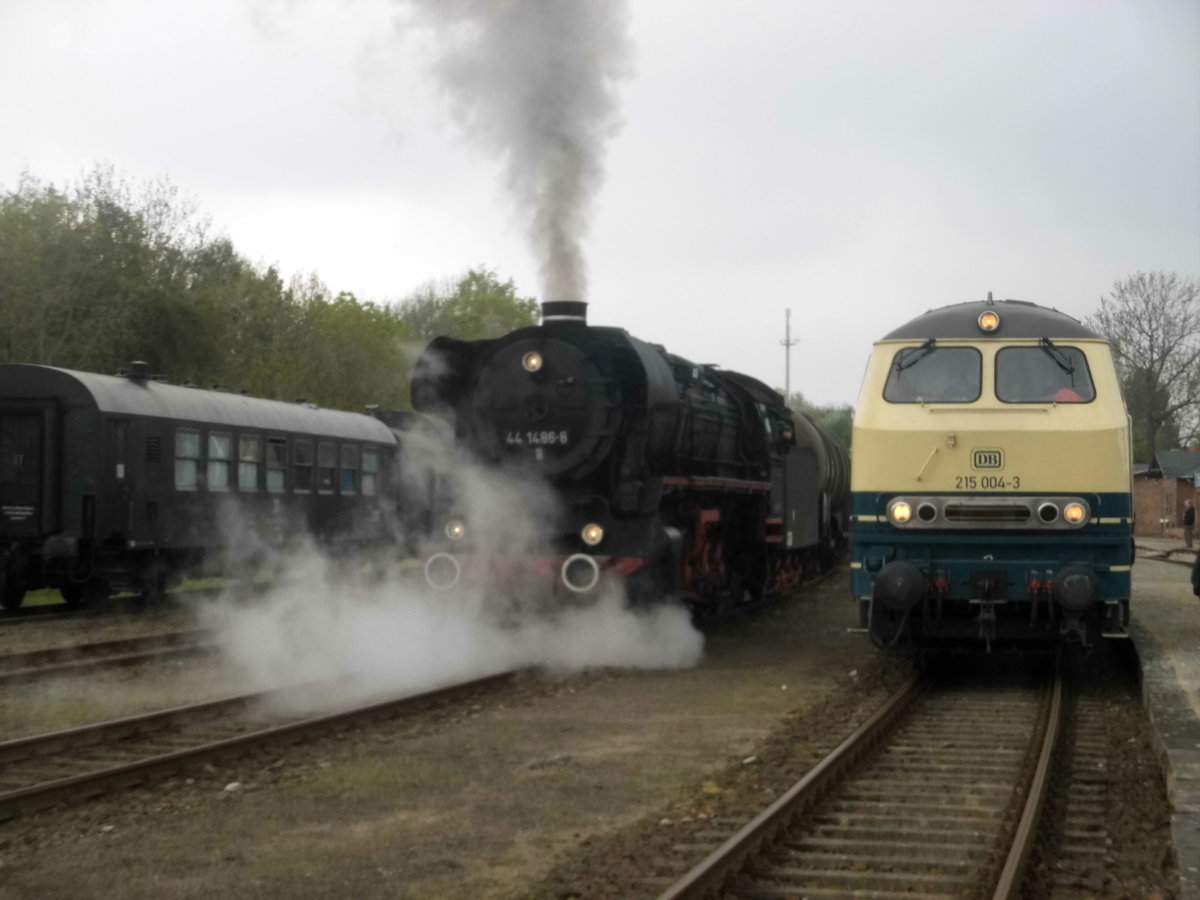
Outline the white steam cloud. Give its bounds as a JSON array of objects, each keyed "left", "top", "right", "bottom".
[
  {"left": 400, "top": 0, "right": 634, "bottom": 301},
  {"left": 200, "top": 422, "right": 702, "bottom": 713}
]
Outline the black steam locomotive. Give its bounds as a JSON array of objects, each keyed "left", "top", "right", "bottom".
[
  {"left": 411, "top": 301, "right": 849, "bottom": 614},
  {"left": 0, "top": 362, "right": 419, "bottom": 611}
]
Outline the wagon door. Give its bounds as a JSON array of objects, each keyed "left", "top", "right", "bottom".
[
  {"left": 784, "top": 445, "right": 820, "bottom": 549},
  {"left": 0, "top": 405, "right": 56, "bottom": 537},
  {"left": 106, "top": 419, "right": 133, "bottom": 541}
]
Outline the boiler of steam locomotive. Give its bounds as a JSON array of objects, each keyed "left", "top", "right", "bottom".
[
  {"left": 410, "top": 301, "right": 848, "bottom": 609},
  {"left": 414, "top": 301, "right": 680, "bottom": 506}
]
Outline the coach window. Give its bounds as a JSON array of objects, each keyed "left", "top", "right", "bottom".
[
  {"left": 340, "top": 444, "right": 359, "bottom": 494},
  {"left": 884, "top": 346, "right": 981, "bottom": 403},
  {"left": 175, "top": 429, "right": 201, "bottom": 490},
  {"left": 266, "top": 438, "right": 287, "bottom": 493},
  {"left": 362, "top": 448, "right": 379, "bottom": 496},
  {"left": 317, "top": 441, "right": 336, "bottom": 494},
  {"left": 239, "top": 435, "right": 262, "bottom": 491},
  {"left": 294, "top": 440, "right": 314, "bottom": 493},
  {"left": 208, "top": 433, "right": 232, "bottom": 491},
  {"left": 996, "top": 346, "right": 1095, "bottom": 403}
]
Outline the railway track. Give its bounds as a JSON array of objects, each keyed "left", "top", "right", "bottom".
[
  {"left": 0, "top": 599, "right": 191, "bottom": 628},
  {"left": 0, "top": 604, "right": 78, "bottom": 626},
  {"left": 0, "top": 583, "right": 258, "bottom": 627},
  {"left": 0, "top": 669, "right": 520, "bottom": 822},
  {"left": 0, "top": 630, "right": 216, "bottom": 684},
  {"left": 1041, "top": 694, "right": 1112, "bottom": 898},
  {"left": 658, "top": 670, "right": 1063, "bottom": 899},
  {"left": 1135, "top": 544, "right": 1195, "bottom": 568}
]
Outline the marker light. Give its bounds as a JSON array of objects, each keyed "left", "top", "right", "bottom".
[
  {"left": 561, "top": 554, "right": 601, "bottom": 593},
  {"left": 888, "top": 500, "right": 913, "bottom": 524},
  {"left": 978, "top": 310, "right": 1000, "bottom": 332},
  {"left": 1063, "top": 502, "right": 1088, "bottom": 525},
  {"left": 522, "top": 351, "right": 544, "bottom": 373},
  {"left": 581, "top": 523, "right": 605, "bottom": 546},
  {"left": 424, "top": 553, "right": 461, "bottom": 591},
  {"left": 444, "top": 519, "right": 466, "bottom": 541}
]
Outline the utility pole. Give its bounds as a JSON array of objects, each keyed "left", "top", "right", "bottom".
[{"left": 780, "top": 308, "right": 798, "bottom": 403}]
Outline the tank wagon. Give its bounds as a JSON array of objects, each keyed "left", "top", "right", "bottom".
[
  {"left": 851, "top": 297, "right": 1133, "bottom": 652},
  {"left": 0, "top": 363, "right": 404, "bottom": 610},
  {"left": 410, "top": 300, "right": 849, "bottom": 614}
]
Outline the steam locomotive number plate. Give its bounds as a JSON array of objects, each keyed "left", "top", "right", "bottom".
[{"left": 506, "top": 430, "right": 570, "bottom": 446}]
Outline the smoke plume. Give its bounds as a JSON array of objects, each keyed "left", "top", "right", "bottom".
[{"left": 402, "top": 0, "right": 634, "bottom": 301}]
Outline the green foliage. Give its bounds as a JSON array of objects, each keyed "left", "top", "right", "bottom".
[
  {"left": 1086, "top": 271, "right": 1200, "bottom": 462},
  {"left": 783, "top": 391, "right": 853, "bottom": 450},
  {"left": 0, "top": 167, "right": 533, "bottom": 414},
  {"left": 398, "top": 268, "right": 539, "bottom": 341},
  {"left": 1122, "top": 366, "right": 1181, "bottom": 462},
  {"left": 278, "top": 285, "right": 415, "bottom": 411},
  {"left": 0, "top": 167, "right": 217, "bottom": 375}
]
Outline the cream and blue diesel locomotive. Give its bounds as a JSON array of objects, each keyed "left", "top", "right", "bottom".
[{"left": 851, "top": 298, "right": 1132, "bottom": 651}]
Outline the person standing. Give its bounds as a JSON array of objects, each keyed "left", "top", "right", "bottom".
[{"left": 1184, "top": 498, "right": 1196, "bottom": 549}]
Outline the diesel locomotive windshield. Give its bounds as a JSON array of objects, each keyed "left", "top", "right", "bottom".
[
  {"left": 995, "top": 345, "right": 1095, "bottom": 403},
  {"left": 883, "top": 347, "right": 981, "bottom": 403}
]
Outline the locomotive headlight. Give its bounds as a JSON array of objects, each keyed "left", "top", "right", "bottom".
[
  {"left": 444, "top": 519, "right": 467, "bottom": 541},
  {"left": 887, "top": 500, "right": 913, "bottom": 525},
  {"left": 522, "top": 351, "right": 544, "bottom": 373},
  {"left": 978, "top": 310, "right": 1000, "bottom": 332},
  {"left": 580, "top": 523, "right": 605, "bottom": 546},
  {"left": 1063, "top": 502, "right": 1088, "bottom": 526}
]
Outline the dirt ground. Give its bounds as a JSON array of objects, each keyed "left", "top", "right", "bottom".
[{"left": 0, "top": 567, "right": 912, "bottom": 899}]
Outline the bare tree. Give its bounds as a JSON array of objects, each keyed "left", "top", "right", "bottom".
[{"left": 1087, "top": 272, "right": 1200, "bottom": 460}]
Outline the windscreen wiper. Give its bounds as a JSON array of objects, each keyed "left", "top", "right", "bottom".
[
  {"left": 1039, "top": 337, "right": 1075, "bottom": 375},
  {"left": 895, "top": 338, "right": 936, "bottom": 371}
]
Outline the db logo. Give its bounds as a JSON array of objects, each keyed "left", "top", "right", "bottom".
[{"left": 972, "top": 449, "right": 1004, "bottom": 470}]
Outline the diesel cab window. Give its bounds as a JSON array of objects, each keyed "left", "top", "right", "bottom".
[
  {"left": 884, "top": 346, "right": 982, "bottom": 403},
  {"left": 996, "top": 345, "right": 1095, "bottom": 403}
]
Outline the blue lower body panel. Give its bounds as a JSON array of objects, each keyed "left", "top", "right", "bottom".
[{"left": 851, "top": 492, "right": 1132, "bottom": 648}]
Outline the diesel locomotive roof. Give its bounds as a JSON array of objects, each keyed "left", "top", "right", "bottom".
[
  {"left": 881, "top": 299, "right": 1102, "bottom": 341},
  {"left": 0, "top": 364, "right": 397, "bottom": 443}
]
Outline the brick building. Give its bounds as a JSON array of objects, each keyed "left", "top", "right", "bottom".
[{"left": 1133, "top": 450, "right": 1200, "bottom": 537}]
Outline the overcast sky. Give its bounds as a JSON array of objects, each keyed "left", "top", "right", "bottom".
[{"left": 2, "top": 0, "right": 1197, "bottom": 406}]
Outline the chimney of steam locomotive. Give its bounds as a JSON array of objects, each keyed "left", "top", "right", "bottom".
[{"left": 540, "top": 300, "right": 588, "bottom": 326}]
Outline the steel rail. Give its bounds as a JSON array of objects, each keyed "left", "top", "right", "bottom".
[
  {"left": 993, "top": 670, "right": 1064, "bottom": 898},
  {"left": 0, "top": 691, "right": 270, "bottom": 766},
  {"left": 656, "top": 674, "right": 924, "bottom": 900},
  {"left": 0, "top": 669, "right": 521, "bottom": 821},
  {"left": 0, "top": 583, "right": 258, "bottom": 627},
  {"left": 658, "top": 670, "right": 1063, "bottom": 900},
  {"left": 1136, "top": 543, "right": 1196, "bottom": 567},
  {"left": 0, "top": 630, "right": 216, "bottom": 684},
  {"left": 0, "top": 605, "right": 75, "bottom": 626}
]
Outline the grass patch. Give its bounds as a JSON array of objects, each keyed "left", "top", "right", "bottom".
[{"left": 21, "top": 588, "right": 66, "bottom": 608}]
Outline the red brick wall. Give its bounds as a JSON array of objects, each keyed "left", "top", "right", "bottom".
[{"left": 1133, "top": 477, "right": 1198, "bottom": 536}]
